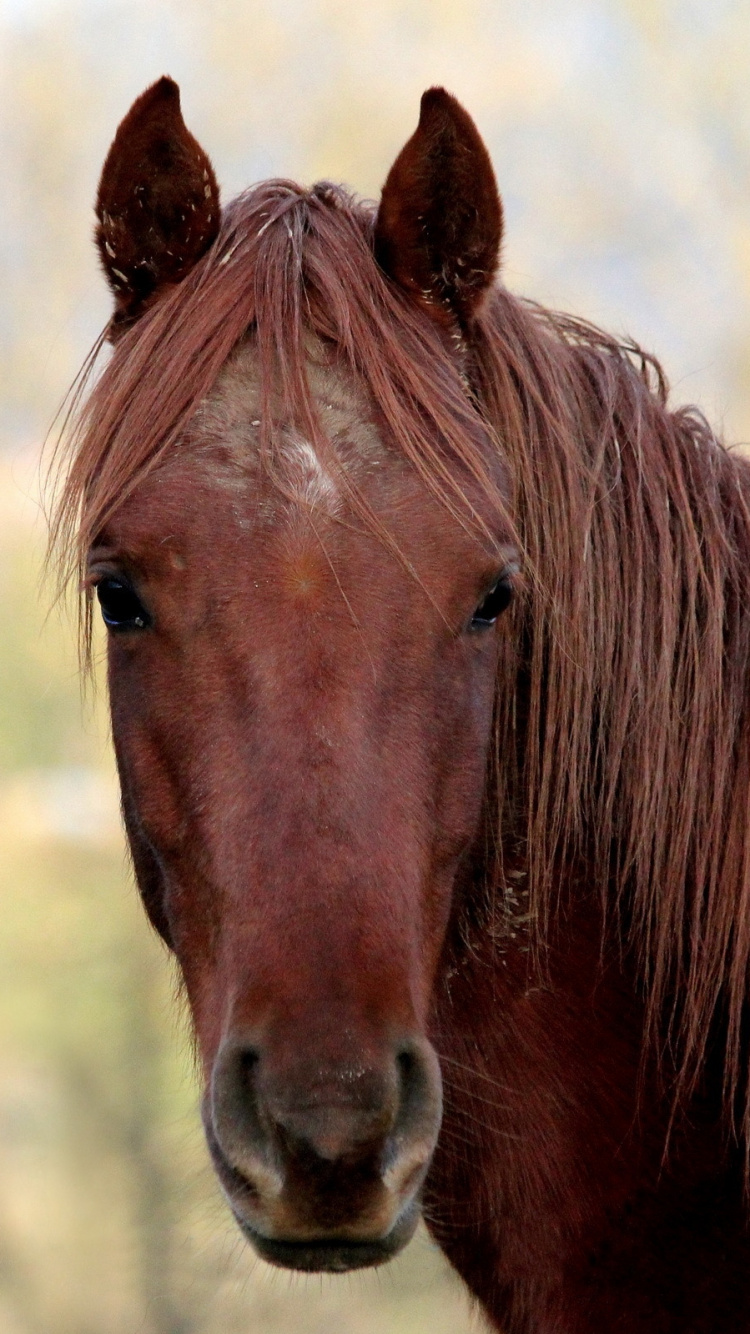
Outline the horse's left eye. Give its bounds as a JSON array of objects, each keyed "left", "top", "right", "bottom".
[
  {"left": 96, "top": 577, "right": 150, "bottom": 631},
  {"left": 470, "top": 573, "right": 515, "bottom": 630}
]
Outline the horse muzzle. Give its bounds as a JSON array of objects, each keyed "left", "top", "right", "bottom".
[{"left": 203, "top": 1032, "right": 443, "bottom": 1271}]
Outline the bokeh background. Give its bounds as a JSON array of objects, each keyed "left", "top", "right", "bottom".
[{"left": 2, "top": 1, "right": 750, "bottom": 1330}]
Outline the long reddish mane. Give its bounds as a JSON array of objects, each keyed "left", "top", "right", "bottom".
[{"left": 51, "top": 181, "right": 750, "bottom": 1149}]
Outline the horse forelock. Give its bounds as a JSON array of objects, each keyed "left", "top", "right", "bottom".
[
  {"left": 51, "top": 175, "right": 750, "bottom": 1153},
  {"left": 49, "top": 179, "right": 510, "bottom": 635}
]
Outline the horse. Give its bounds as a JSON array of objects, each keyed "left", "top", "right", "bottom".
[{"left": 50, "top": 77, "right": 750, "bottom": 1332}]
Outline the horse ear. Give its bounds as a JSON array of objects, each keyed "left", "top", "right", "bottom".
[
  {"left": 95, "top": 77, "right": 220, "bottom": 333},
  {"left": 374, "top": 88, "right": 502, "bottom": 329}
]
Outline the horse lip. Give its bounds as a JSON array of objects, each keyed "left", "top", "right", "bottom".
[
  {"left": 204, "top": 1107, "right": 281, "bottom": 1206},
  {"left": 210, "top": 1125, "right": 425, "bottom": 1265},
  {"left": 234, "top": 1199, "right": 421, "bottom": 1273},
  {"left": 202, "top": 1076, "right": 435, "bottom": 1263}
]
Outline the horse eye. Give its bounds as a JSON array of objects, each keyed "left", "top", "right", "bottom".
[
  {"left": 470, "top": 573, "right": 515, "bottom": 630},
  {"left": 96, "top": 577, "right": 150, "bottom": 631}
]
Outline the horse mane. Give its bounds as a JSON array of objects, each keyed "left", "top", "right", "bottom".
[{"left": 50, "top": 180, "right": 750, "bottom": 1150}]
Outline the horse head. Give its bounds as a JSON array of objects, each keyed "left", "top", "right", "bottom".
[{"left": 76, "top": 78, "right": 516, "bottom": 1272}]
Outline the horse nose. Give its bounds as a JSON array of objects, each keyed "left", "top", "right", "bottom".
[
  {"left": 207, "top": 1033, "right": 442, "bottom": 1243},
  {"left": 265, "top": 1065, "right": 399, "bottom": 1163}
]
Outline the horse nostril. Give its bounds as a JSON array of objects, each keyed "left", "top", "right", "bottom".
[
  {"left": 238, "top": 1047, "right": 259, "bottom": 1088},
  {"left": 215, "top": 1041, "right": 261, "bottom": 1114},
  {"left": 378, "top": 1040, "right": 443, "bottom": 1198},
  {"left": 395, "top": 1040, "right": 442, "bottom": 1136},
  {"left": 397, "top": 1047, "right": 417, "bottom": 1095},
  {"left": 209, "top": 1039, "right": 276, "bottom": 1186}
]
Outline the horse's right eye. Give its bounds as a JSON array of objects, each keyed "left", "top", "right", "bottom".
[
  {"left": 96, "top": 577, "right": 151, "bottom": 632},
  {"left": 469, "top": 567, "right": 517, "bottom": 630}
]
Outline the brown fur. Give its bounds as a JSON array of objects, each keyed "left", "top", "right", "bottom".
[
  {"left": 49, "top": 86, "right": 750, "bottom": 1331},
  {"left": 95, "top": 77, "right": 220, "bottom": 330},
  {"left": 375, "top": 87, "right": 503, "bottom": 329}
]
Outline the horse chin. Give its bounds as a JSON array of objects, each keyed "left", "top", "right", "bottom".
[{"left": 235, "top": 1200, "right": 422, "bottom": 1273}]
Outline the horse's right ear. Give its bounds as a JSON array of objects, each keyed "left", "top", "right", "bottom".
[
  {"left": 374, "top": 88, "right": 502, "bottom": 331},
  {"left": 95, "top": 77, "right": 220, "bottom": 335}
]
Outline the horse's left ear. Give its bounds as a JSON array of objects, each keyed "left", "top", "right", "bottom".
[
  {"left": 96, "top": 77, "right": 220, "bottom": 334},
  {"left": 374, "top": 88, "right": 502, "bottom": 329}
]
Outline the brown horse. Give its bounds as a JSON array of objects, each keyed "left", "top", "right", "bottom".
[{"left": 51, "top": 78, "right": 750, "bottom": 1332}]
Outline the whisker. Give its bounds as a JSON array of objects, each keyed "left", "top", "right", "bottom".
[{"left": 439, "top": 1053, "right": 518, "bottom": 1094}]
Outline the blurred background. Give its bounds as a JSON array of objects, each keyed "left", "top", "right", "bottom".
[{"left": 2, "top": 0, "right": 750, "bottom": 1329}]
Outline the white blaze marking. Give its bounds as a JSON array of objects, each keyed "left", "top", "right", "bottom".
[{"left": 285, "top": 433, "right": 338, "bottom": 511}]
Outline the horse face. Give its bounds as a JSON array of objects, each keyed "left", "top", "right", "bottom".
[
  {"left": 85, "top": 77, "right": 510, "bottom": 1271},
  {"left": 91, "top": 342, "right": 515, "bottom": 1271}
]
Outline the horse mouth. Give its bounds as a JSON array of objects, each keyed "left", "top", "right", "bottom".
[
  {"left": 204, "top": 1096, "right": 427, "bottom": 1271},
  {"left": 234, "top": 1199, "right": 421, "bottom": 1272}
]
